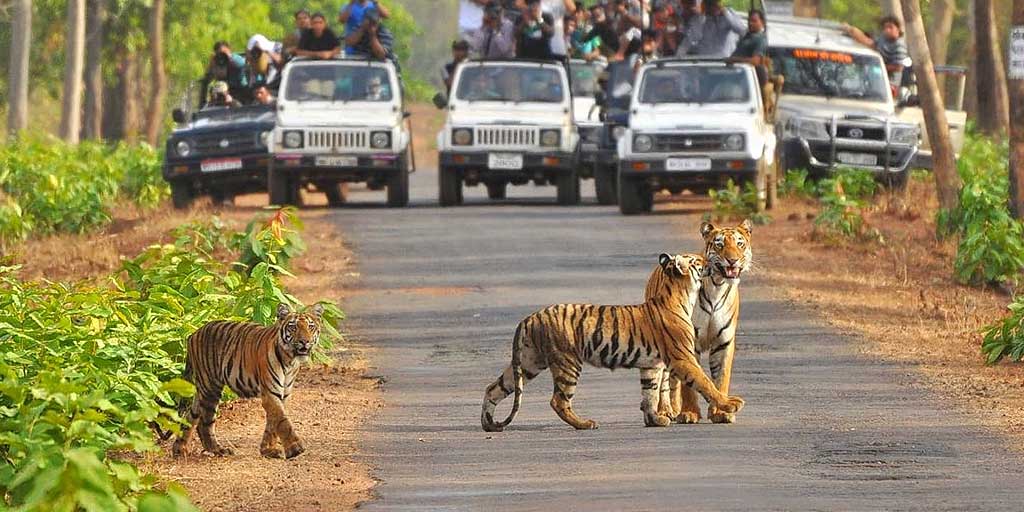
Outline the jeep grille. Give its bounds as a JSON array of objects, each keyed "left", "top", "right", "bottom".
[
  {"left": 475, "top": 126, "right": 537, "bottom": 148},
  {"left": 653, "top": 133, "right": 728, "bottom": 153},
  {"left": 195, "top": 132, "right": 258, "bottom": 155},
  {"left": 307, "top": 130, "right": 368, "bottom": 150},
  {"left": 834, "top": 123, "right": 886, "bottom": 141}
]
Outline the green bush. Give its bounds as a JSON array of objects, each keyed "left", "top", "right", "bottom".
[
  {"left": 779, "top": 169, "right": 816, "bottom": 198},
  {"left": 981, "top": 298, "right": 1024, "bottom": 364},
  {"left": 0, "top": 136, "right": 168, "bottom": 248},
  {"left": 708, "top": 179, "right": 770, "bottom": 225},
  {"left": 0, "top": 209, "right": 342, "bottom": 510},
  {"left": 939, "top": 134, "right": 1024, "bottom": 286},
  {"left": 231, "top": 207, "right": 307, "bottom": 275},
  {"left": 811, "top": 170, "right": 880, "bottom": 242}
]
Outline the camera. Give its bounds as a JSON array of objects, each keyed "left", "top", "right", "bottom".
[{"left": 214, "top": 53, "right": 229, "bottom": 66}]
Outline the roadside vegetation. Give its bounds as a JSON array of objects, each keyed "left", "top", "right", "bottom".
[{"left": 0, "top": 207, "right": 343, "bottom": 510}]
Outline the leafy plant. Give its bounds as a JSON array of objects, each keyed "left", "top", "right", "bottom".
[
  {"left": 981, "top": 299, "right": 1024, "bottom": 364},
  {"left": 779, "top": 169, "right": 816, "bottom": 198},
  {"left": 709, "top": 179, "right": 770, "bottom": 225},
  {"left": 812, "top": 176, "right": 880, "bottom": 243},
  {"left": 231, "top": 207, "right": 307, "bottom": 275}
]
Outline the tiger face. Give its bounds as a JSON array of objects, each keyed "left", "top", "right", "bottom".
[
  {"left": 658, "top": 252, "right": 707, "bottom": 295},
  {"left": 700, "top": 219, "right": 752, "bottom": 280},
  {"left": 276, "top": 303, "right": 324, "bottom": 363}
]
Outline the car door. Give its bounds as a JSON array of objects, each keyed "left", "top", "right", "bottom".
[{"left": 896, "top": 65, "right": 968, "bottom": 165}]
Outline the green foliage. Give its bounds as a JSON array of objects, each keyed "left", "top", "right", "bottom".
[
  {"left": 709, "top": 179, "right": 770, "bottom": 225},
  {"left": 0, "top": 136, "right": 167, "bottom": 248},
  {"left": 779, "top": 169, "right": 816, "bottom": 199},
  {"left": 0, "top": 210, "right": 343, "bottom": 510},
  {"left": 939, "top": 134, "right": 1024, "bottom": 287},
  {"left": 801, "top": 169, "right": 880, "bottom": 243},
  {"left": 230, "top": 207, "right": 307, "bottom": 274},
  {"left": 981, "top": 299, "right": 1024, "bottom": 364}
]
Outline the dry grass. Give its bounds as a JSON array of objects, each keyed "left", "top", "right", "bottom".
[{"left": 753, "top": 176, "right": 1024, "bottom": 438}]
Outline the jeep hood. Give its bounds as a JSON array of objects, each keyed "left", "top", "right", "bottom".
[
  {"left": 277, "top": 103, "right": 400, "bottom": 128},
  {"left": 630, "top": 108, "right": 757, "bottom": 132},
  {"left": 448, "top": 104, "right": 570, "bottom": 128},
  {"left": 779, "top": 95, "right": 894, "bottom": 121}
]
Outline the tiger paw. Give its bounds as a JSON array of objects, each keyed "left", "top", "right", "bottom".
[
  {"left": 261, "top": 446, "right": 284, "bottom": 459},
  {"left": 574, "top": 419, "right": 599, "bottom": 430},
  {"left": 644, "top": 414, "right": 671, "bottom": 427},
  {"left": 674, "top": 410, "right": 701, "bottom": 424},
  {"left": 715, "top": 395, "right": 745, "bottom": 414},
  {"left": 708, "top": 411, "right": 736, "bottom": 424},
  {"left": 171, "top": 442, "right": 187, "bottom": 458},
  {"left": 284, "top": 442, "right": 306, "bottom": 459},
  {"left": 208, "top": 446, "right": 234, "bottom": 457}
]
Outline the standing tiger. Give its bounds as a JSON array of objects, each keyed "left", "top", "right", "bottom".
[
  {"left": 171, "top": 303, "right": 323, "bottom": 459},
  {"left": 646, "top": 220, "right": 752, "bottom": 424},
  {"left": 481, "top": 253, "right": 745, "bottom": 432}
]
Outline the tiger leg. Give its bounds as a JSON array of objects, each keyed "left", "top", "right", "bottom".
[
  {"left": 549, "top": 359, "right": 596, "bottom": 430},
  {"left": 195, "top": 389, "right": 233, "bottom": 456},
  {"left": 671, "top": 373, "right": 703, "bottom": 424},
  {"left": 262, "top": 391, "right": 304, "bottom": 459},
  {"left": 171, "top": 397, "right": 201, "bottom": 457},
  {"left": 707, "top": 340, "right": 737, "bottom": 424},
  {"left": 640, "top": 367, "right": 671, "bottom": 427},
  {"left": 666, "top": 353, "right": 743, "bottom": 415},
  {"left": 655, "top": 366, "right": 673, "bottom": 417},
  {"left": 259, "top": 399, "right": 283, "bottom": 459}
]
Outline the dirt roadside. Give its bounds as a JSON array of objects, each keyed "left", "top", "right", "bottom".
[{"left": 745, "top": 177, "right": 1024, "bottom": 440}]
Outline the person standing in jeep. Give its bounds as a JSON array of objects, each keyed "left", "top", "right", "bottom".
[
  {"left": 842, "top": 16, "right": 911, "bottom": 86},
  {"left": 517, "top": 0, "right": 555, "bottom": 59},
  {"left": 295, "top": 12, "right": 342, "bottom": 60}
]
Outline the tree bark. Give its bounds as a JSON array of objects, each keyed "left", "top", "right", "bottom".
[
  {"left": 60, "top": 0, "right": 87, "bottom": 143},
  {"left": 881, "top": 0, "right": 905, "bottom": 22},
  {"left": 104, "top": 50, "right": 139, "bottom": 143},
  {"left": 144, "top": 0, "right": 166, "bottom": 145},
  {"left": 83, "top": 0, "right": 106, "bottom": 140},
  {"left": 901, "top": 0, "right": 961, "bottom": 211},
  {"left": 793, "top": 0, "right": 820, "bottom": 17},
  {"left": 7, "top": 0, "right": 32, "bottom": 137},
  {"left": 975, "top": 0, "right": 1011, "bottom": 135},
  {"left": 929, "top": 0, "right": 956, "bottom": 97},
  {"left": 1009, "top": 1, "right": 1024, "bottom": 218}
]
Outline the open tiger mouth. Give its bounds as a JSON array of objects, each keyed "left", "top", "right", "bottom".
[{"left": 718, "top": 263, "right": 742, "bottom": 279}]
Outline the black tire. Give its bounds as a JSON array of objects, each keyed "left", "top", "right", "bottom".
[
  {"left": 486, "top": 182, "right": 507, "bottom": 200},
  {"left": 171, "top": 181, "right": 194, "bottom": 210},
  {"left": 556, "top": 171, "right": 581, "bottom": 206},
  {"left": 210, "top": 189, "right": 235, "bottom": 207},
  {"left": 268, "top": 163, "right": 300, "bottom": 206},
  {"left": 387, "top": 160, "right": 410, "bottom": 207},
  {"left": 885, "top": 170, "right": 910, "bottom": 191},
  {"left": 324, "top": 182, "right": 348, "bottom": 207},
  {"left": 439, "top": 165, "right": 462, "bottom": 206},
  {"left": 594, "top": 164, "right": 618, "bottom": 205},
  {"left": 618, "top": 173, "right": 650, "bottom": 215}
]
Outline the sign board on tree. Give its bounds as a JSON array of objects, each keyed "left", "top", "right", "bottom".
[{"left": 1011, "top": 26, "right": 1024, "bottom": 79}]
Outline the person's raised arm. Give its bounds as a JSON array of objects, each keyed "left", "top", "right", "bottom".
[
  {"left": 366, "top": 26, "right": 387, "bottom": 59},
  {"left": 345, "top": 24, "right": 365, "bottom": 47},
  {"left": 841, "top": 23, "right": 876, "bottom": 48},
  {"left": 375, "top": 2, "right": 390, "bottom": 18},
  {"left": 724, "top": 8, "right": 745, "bottom": 35},
  {"left": 339, "top": 1, "right": 355, "bottom": 23},
  {"left": 563, "top": 0, "right": 576, "bottom": 14}
]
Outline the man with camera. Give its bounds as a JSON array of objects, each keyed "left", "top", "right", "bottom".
[
  {"left": 467, "top": 3, "right": 517, "bottom": 59},
  {"left": 205, "top": 81, "right": 242, "bottom": 109},
  {"left": 246, "top": 34, "right": 283, "bottom": 89},
  {"left": 344, "top": 7, "right": 397, "bottom": 66},
  {"left": 517, "top": 0, "right": 555, "bottom": 60},
  {"left": 693, "top": 0, "right": 745, "bottom": 57},
  {"left": 295, "top": 12, "right": 342, "bottom": 60},
  {"left": 202, "top": 41, "right": 249, "bottom": 107},
  {"left": 339, "top": 0, "right": 391, "bottom": 55}
]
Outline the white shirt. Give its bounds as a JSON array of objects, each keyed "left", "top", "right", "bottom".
[
  {"left": 543, "top": 0, "right": 569, "bottom": 57},
  {"left": 459, "top": 0, "right": 484, "bottom": 36}
]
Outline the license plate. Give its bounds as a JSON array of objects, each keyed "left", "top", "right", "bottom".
[
  {"left": 488, "top": 153, "right": 523, "bottom": 170},
  {"left": 200, "top": 158, "right": 242, "bottom": 172},
  {"left": 836, "top": 152, "right": 878, "bottom": 166},
  {"left": 316, "top": 155, "right": 358, "bottom": 167},
  {"left": 665, "top": 157, "right": 712, "bottom": 171}
]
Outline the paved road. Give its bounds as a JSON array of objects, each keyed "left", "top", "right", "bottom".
[{"left": 333, "top": 168, "right": 1024, "bottom": 511}]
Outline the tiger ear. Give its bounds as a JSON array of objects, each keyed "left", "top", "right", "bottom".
[
  {"left": 276, "top": 303, "right": 292, "bottom": 321},
  {"left": 700, "top": 221, "right": 716, "bottom": 240},
  {"left": 310, "top": 303, "right": 324, "bottom": 319},
  {"left": 738, "top": 219, "right": 753, "bottom": 235},
  {"left": 659, "top": 253, "right": 672, "bottom": 268}
]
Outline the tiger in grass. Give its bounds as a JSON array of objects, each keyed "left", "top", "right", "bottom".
[
  {"left": 171, "top": 303, "right": 324, "bottom": 459},
  {"left": 646, "top": 220, "right": 752, "bottom": 425},
  {"left": 481, "top": 253, "right": 745, "bottom": 432}
]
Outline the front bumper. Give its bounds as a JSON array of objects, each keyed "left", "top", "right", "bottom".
[
  {"left": 270, "top": 153, "right": 404, "bottom": 182},
  {"left": 786, "top": 137, "right": 918, "bottom": 174},
  {"left": 163, "top": 153, "right": 269, "bottom": 190},
  {"left": 619, "top": 156, "right": 758, "bottom": 186},
  {"left": 439, "top": 151, "right": 577, "bottom": 176}
]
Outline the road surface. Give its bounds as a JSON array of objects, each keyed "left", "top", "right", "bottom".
[{"left": 331, "top": 167, "right": 1024, "bottom": 511}]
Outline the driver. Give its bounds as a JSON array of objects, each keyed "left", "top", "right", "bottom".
[
  {"left": 466, "top": 70, "right": 501, "bottom": 100},
  {"left": 651, "top": 76, "right": 682, "bottom": 102}
]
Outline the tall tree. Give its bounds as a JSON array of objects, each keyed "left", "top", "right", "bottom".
[
  {"left": 7, "top": 0, "right": 32, "bottom": 137},
  {"left": 83, "top": 0, "right": 106, "bottom": 140},
  {"left": 60, "top": 0, "right": 87, "bottom": 143},
  {"left": 975, "top": 0, "right": 1010, "bottom": 135},
  {"left": 1010, "top": 0, "right": 1024, "bottom": 218},
  {"left": 144, "top": 0, "right": 167, "bottom": 145},
  {"left": 901, "top": 0, "right": 961, "bottom": 211},
  {"left": 929, "top": 0, "right": 956, "bottom": 96}
]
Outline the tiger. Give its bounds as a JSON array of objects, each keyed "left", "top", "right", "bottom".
[
  {"left": 481, "top": 253, "right": 745, "bottom": 432},
  {"left": 646, "top": 219, "right": 752, "bottom": 425},
  {"left": 171, "top": 303, "right": 323, "bottom": 459}
]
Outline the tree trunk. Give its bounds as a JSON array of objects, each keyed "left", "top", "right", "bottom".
[
  {"left": 901, "top": 0, "right": 961, "bottom": 211},
  {"left": 881, "top": 0, "right": 905, "bottom": 22},
  {"left": 6, "top": 0, "right": 32, "bottom": 137},
  {"left": 144, "top": 0, "right": 166, "bottom": 145},
  {"left": 793, "top": 0, "right": 820, "bottom": 17},
  {"left": 60, "top": 0, "right": 87, "bottom": 143},
  {"left": 1009, "top": 1, "right": 1024, "bottom": 218},
  {"left": 83, "top": 0, "right": 106, "bottom": 140},
  {"left": 975, "top": 0, "right": 1011, "bottom": 135},
  {"left": 104, "top": 50, "right": 139, "bottom": 143},
  {"left": 929, "top": 0, "right": 956, "bottom": 97}
]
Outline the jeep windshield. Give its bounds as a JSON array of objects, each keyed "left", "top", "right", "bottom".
[
  {"left": 771, "top": 47, "right": 889, "bottom": 101},
  {"left": 283, "top": 65, "right": 393, "bottom": 102},
  {"left": 570, "top": 62, "right": 600, "bottom": 97},
  {"left": 455, "top": 65, "right": 565, "bottom": 103},
  {"left": 639, "top": 66, "right": 751, "bottom": 105},
  {"left": 191, "top": 105, "right": 274, "bottom": 127}
]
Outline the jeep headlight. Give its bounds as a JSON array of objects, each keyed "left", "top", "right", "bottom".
[
  {"left": 175, "top": 140, "right": 192, "bottom": 157},
  {"left": 633, "top": 134, "right": 654, "bottom": 152},
  {"left": 787, "top": 118, "right": 829, "bottom": 140},
  {"left": 540, "top": 129, "right": 561, "bottom": 147},
  {"left": 283, "top": 130, "right": 304, "bottom": 149},
  {"left": 259, "top": 131, "right": 271, "bottom": 146},
  {"left": 890, "top": 125, "right": 920, "bottom": 145},
  {"left": 612, "top": 125, "right": 627, "bottom": 141},
  {"left": 371, "top": 131, "right": 391, "bottom": 149},
  {"left": 452, "top": 128, "right": 473, "bottom": 146},
  {"left": 723, "top": 134, "right": 745, "bottom": 151}
]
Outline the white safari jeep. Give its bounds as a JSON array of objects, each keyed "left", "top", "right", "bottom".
[
  {"left": 435, "top": 59, "right": 579, "bottom": 206},
  {"left": 270, "top": 57, "right": 412, "bottom": 207},
  {"left": 617, "top": 59, "right": 777, "bottom": 215}
]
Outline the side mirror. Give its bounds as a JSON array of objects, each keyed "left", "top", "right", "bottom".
[
  {"left": 432, "top": 92, "right": 448, "bottom": 110},
  {"left": 594, "top": 90, "right": 606, "bottom": 107},
  {"left": 402, "top": 111, "right": 412, "bottom": 119},
  {"left": 172, "top": 108, "right": 187, "bottom": 124},
  {"left": 897, "top": 94, "right": 920, "bottom": 108}
]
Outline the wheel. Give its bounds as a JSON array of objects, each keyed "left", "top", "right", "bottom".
[
  {"left": 618, "top": 173, "right": 651, "bottom": 215},
  {"left": 171, "top": 181, "right": 194, "bottom": 209},
  {"left": 387, "top": 160, "right": 410, "bottom": 207},
  {"left": 486, "top": 182, "right": 507, "bottom": 200},
  {"left": 439, "top": 165, "right": 462, "bottom": 206},
  {"left": 210, "top": 189, "right": 234, "bottom": 206},
  {"left": 594, "top": 164, "right": 618, "bottom": 205},
  {"left": 556, "top": 171, "right": 580, "bottom": 206},
  {"left": 268, "top": 162, "right": 300, "bottom": 206},
  {"left": 324, "top": 182, "right": 348, "bottom": 207},
  {"left": 885, "top": 170, "right": 909, "bottom": 191}
]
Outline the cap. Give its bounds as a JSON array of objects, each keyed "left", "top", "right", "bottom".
[
  {"left": 211, "top": 81, "right": 229, "bottom": 94},
  {"left": 247, "top": 34, "right": 273, "bottom": 52}
]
